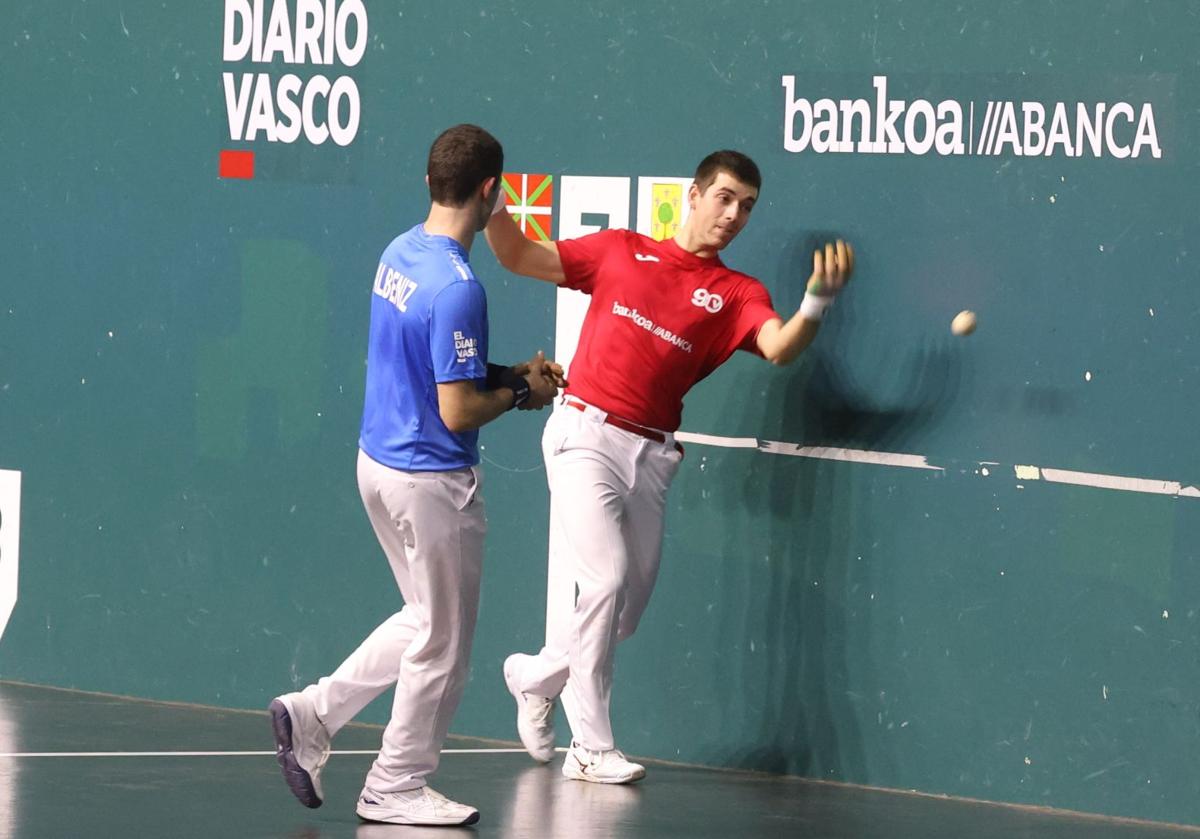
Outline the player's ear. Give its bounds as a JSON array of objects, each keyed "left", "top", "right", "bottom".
[{"left": 688, "top": 182, "right": 701, "bottom": 210}]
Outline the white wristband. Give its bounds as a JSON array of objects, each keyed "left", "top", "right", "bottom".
[{"left": 799, "top": 293, "right": 834, "bottom": 321}]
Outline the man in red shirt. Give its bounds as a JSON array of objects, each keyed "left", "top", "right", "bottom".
[{"left": 485, "top": 151, "right": 854, "bottom": 783}]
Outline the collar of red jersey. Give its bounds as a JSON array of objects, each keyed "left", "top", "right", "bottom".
[{"left": 646, "top": 234, "right": 724, "bottom": 268}]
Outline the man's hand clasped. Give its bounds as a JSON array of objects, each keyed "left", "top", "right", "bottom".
[{"left": 512, "top": 350, "right": 565, "bottom": 411}]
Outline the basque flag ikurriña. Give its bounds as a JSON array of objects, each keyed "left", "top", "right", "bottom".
[{"left": 501, "top": 173, "right": 554, "bottom": 241}]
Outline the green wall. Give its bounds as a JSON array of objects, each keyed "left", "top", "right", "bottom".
[{"left": 2, "top": 0, "right": 1199, "bottom": 826}]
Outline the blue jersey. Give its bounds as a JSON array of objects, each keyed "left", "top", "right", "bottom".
[{"left": 359, "top": 224, "right": 489, "bottom": 471}]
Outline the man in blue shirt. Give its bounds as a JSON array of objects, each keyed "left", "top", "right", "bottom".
[{"left": 268, "top": 125, "right": 560, "bottom": 827}]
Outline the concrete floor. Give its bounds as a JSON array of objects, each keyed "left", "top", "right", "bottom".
[{"left": 0, "top": 682, "right": 1197, "bottom": 839}]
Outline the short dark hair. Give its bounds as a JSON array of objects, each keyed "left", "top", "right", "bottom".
[
  {"left": 427, "top": 124, "right": 504, "bottom": 206},
  {"left": 693, "top": 150, "right": 761, "bottom": 194}
]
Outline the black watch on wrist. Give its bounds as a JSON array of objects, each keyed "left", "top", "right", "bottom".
[
  {"left": 506, "top": 376, "right": 531, "bottom": 410},
  {"left": 488, "top": 363, "right": 530, "bottom": 410}
]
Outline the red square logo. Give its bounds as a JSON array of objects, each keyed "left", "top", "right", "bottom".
[{"left": 219, "top": 150, "right": 255, "bottom": 180}]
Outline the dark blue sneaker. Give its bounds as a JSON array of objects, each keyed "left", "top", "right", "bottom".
[{"left": 269, "top": 693, "right": 331, "bottom": 808}]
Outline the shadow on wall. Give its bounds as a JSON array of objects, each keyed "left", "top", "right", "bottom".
[{"left": 708, "top": 250, "right": 964, "bottom": 782}]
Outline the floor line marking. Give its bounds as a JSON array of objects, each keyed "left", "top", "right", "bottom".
[
  {"left": 0, "top": 748, "right": 544, "bottom": 758},
  {"left": 675, "top": 431, "right": 1199, "bottom": 500}
]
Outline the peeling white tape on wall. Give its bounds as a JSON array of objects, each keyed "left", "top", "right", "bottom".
[
  {"left": 1012, "top": 464, "right": 1200, "bottom": 498},
  {"left": 675, "top": 432, "right": 1199, "bottom": 500},
  {"left": 0, "top": 470, "right": 21, "bottom": 643}
]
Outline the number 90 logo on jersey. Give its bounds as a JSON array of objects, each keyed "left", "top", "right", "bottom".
[{"left": 691, "top": 288, "right": 724, "bottom": 314}]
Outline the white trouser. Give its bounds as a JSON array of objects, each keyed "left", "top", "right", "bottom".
[
  {"left": 513, "top": 401, "right": 682, "bottom": 751},
  {"left": 302, "top": 449, "right": 486, "bottom": 792}
]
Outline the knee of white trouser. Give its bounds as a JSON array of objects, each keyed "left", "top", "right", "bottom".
[
  {"left": 404, "top": 630, "right": 471, "bottom": 665},
  {"left": 577, "top": 578, "right": 626, "bottom": 612}
]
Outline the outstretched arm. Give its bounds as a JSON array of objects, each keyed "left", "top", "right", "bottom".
[
  {"left": 484, "top": 195, "right": 568, "bottom": 285},
  {"left": 757, "top": 239, "right": 855, "bottom": 366}
]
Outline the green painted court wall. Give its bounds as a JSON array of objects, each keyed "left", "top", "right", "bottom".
[{"left": 2, "top": 0, "right": 1199, "bottom": 826}]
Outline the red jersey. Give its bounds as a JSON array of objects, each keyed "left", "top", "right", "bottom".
[{"left": 557, "top": 229, "right": 780, "bottom": 432}]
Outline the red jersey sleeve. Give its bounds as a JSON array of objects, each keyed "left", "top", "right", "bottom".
[
  {"left": 555, "top": 229, "right": 624, "bottom": 294},
  {"left": 734, "top": 282, "right": 782, "bottom": 356}
]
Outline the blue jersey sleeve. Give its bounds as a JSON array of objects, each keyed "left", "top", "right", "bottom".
[{"left": 429, "top": 280, "right": 488, "bottom": 383}]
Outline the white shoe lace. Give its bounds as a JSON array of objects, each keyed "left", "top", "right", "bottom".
[
  {"left": 422, "top": 787, "right": 473, "bottom": 816},
  {"left": 600, "top": 749, "right": 627, "bottom": 768},
  {"left": 575, "top": 744, "right": 634, "bottom": 769}
]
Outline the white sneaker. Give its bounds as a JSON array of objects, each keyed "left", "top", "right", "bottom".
[
  {"left": 356, "top": 786, "right": 480, "bottom": 826},
  {"left": 561, "top": 741, "right": 646, "bottom": 784},
  {"left": 268, "top": 692, "right": 331, "bottom": 808},
  {"left": 503, "top": 654, "right": 556, "bottom": 763}
]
